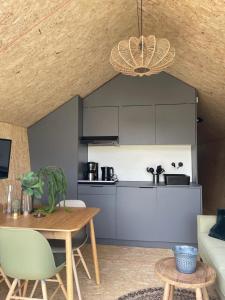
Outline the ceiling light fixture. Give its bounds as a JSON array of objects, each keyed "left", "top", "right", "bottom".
[{"left": 110, "top": 0, "right": 175, "bottom": 77}]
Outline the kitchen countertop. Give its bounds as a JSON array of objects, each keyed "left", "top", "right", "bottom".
[
  {"left": 78, "top": 180, "right": 201, "bottom": 188},
  {"left": 116, "top": 181, "right": 201, "bottom": 188}
]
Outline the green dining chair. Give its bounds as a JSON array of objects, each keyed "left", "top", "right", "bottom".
[
  {"left": 49, "top": 200, "right": 91, "bottom": 300},
  {"left": 0, "top": 228, "right": 67, "bottom": 300},
  {"left": 0, "top": 266, "right": 11, "bottom": 288}
]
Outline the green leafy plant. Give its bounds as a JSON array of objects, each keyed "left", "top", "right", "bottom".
[
  {"left": 19, "top": 171, "right": 44, "bottom": 199},
  {"left": 37, "top": 166, "right": 67, "bottom": 213}
]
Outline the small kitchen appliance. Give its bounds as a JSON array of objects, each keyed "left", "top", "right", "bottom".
[
  {"left": 101, "top": 166, "right": 115, "bottom": 181},
  {"left": 87, "top": 162, "right": 98, "bottom": 181}
]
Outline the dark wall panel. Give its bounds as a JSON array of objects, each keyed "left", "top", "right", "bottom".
[
  {"left": 198, "top": 139, "right": 225, "bottom": 214},
  {"left": 84, "top": 73, "right": 196, "bottom": 107},
  {"left": 28, "top": 96, "right": 87, "bottom": 199}
]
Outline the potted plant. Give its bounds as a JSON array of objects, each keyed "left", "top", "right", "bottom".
[
  {"left": 18, "top": 171, "right": 44, "bottom": 213},
  {"left": 37, "top": 166, "right": 67, "bottom": 213}
]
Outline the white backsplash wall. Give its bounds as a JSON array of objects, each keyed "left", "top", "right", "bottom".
[{"left": 88, "top": 145, "right": 192, "bottom": 182}]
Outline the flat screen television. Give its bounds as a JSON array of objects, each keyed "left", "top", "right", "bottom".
[{"left": 0, "top": 139, "right": 12, "bottom": 179}]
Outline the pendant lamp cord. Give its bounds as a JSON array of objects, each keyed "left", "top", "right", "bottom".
[{"left": 137, "top": 0, "right": 143, "bottom": 36}]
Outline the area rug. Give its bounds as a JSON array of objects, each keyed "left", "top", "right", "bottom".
[{"left": 118, "top": 287, "right": 217, "bottom": 300}]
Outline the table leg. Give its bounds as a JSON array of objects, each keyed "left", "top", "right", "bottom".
[
  {"left": 202, "top": 287, "right": 209, "bottom": 300},
  {"left": 169, "top": 285, "right": 174, "bottom": 300},
  {"left": 163, "top": 283, "right": 171, "bottom": 300},
  {"left": 196, "top": 288, "right": 203, "bottom": 300},
  {"left": 66, "top": 231, "right": 74, "bottom": 300},
  {"left": 89, "top": 218, "right": 100, "bottom": 285}
]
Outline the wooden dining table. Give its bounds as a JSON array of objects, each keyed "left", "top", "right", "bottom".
[{"left": 0, "top": 207, "right": 100, "bottom": 300}]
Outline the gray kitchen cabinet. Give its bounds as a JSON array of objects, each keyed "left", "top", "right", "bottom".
[
  {"left": 78, "top": 185, "right": 116, "bottom": 239},
  {"left": 117, "top": 187, "right": 158, "bottom": 241},
  {"left": 78, "top": 185, "right": 115, "bottom": 195},
  {"left": 157, "top": 187, "right": 202, "bottom": 243},
  {"left": 156, "top": 104, "right": 196, "bottom": 145},
  {"left": 119, "top": 106, "right": 155, "bottom": 145},
  {"left": 83, "top": 106, "right": 118, "bottom": 136}
]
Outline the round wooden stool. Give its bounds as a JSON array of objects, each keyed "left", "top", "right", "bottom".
[{"left": 155, "top": 257, "right": 216, "bottom": 300}]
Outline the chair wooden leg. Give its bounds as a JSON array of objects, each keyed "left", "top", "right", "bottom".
[
  {"left": 18, "top": 280, "right": 22, "bottom": 297},
  {"left": 72, "top": 254, "right": 82, "bottom": 300},
  {"left": 30, "top": 280, "right": 39, "bottom": 298},
  {"left": 22, "top": 280, "right": 28, "bottom": 297},
  {"left": 77, "top": 248, "right": 91, "bottom": 279},
  {"left": 196, "top": 288, "right": 203, "bottom": 300},
  {"left": 0, "top": 266, "right": 11, "bottom": 288},
  {"left": 56, "top": 273, "right": 67, "bottom": 299},
  {"left": 6, "top": 278, "right": 18, "bottom": 300},
  {"left": 41, "top": 280, "right": 48, "bottom": 300}
]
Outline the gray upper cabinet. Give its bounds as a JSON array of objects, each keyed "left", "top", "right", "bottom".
[
  {"left": 156, "top": 104, "right": 196, "bottom": 145},
  {"left": 83, "top": 106, "right": 118, "bottom": 136},
  {"left": 119, "top": 106, "right": 155, "bottom": 145},
  {"left": 157, "top": 187, "right": 202, "bottom": 243},
  {"left": 117, "top": 187, "right": 158, "bottom": 241}
]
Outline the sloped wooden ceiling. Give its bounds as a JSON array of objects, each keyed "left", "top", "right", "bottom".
[
  {"left": 0, "top": 0, "right": 224, "bottom": 142},
  {"left": 0, "top": 0, "right": 136, "bottom": 126}
]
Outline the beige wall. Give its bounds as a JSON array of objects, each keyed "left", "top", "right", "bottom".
[
  {"left": 0, "top": 122, "right": 30, "bottom": 200},
  {"left": 198, "top": 139, "right": 225, "bottom": 214}
]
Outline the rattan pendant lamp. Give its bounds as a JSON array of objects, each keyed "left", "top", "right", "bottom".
[{"left": 110, "top": 0, "right": 175, "bottom": 77}]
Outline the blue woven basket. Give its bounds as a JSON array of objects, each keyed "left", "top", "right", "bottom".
[{"left": 173, "top": 245, "right": 198, "bottom": 274}]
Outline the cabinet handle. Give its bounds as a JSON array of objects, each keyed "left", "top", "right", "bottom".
[
  {"left": 139, "top": 186, "right": 155, "bottom": 188},
  {"left": 91, "top": 185, "right": 104, "bottom": 187}
]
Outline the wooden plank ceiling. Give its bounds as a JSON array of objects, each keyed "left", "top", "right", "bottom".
[{"left": 0, "top": 0, "right": 224, "bottom": 142}]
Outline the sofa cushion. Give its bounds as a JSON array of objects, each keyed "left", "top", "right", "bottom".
[
  {"left": 207, "top": 247, "right": 225, "bottom": 271},
  {"left": 200, "top": 233, "right": 225, "bottom": 249},
  {"left": 199, "top": 233, "right": 225, "bottom": 271},
  {"left": 216, "top": 270, "right": 225, "bottom": 298}
]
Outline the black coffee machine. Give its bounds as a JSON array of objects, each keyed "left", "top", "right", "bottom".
[
  {"left": 87, "top": 162, "right": 98, "bottom": 181},
  {"left": 101, "top": 166, "right": 114, "bottom": 181}
]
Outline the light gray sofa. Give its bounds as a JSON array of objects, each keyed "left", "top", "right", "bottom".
[{"left": 198, "top": 215, "right": 225, "bottom": 300}]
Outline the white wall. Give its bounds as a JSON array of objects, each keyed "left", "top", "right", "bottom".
[{"left": 88, "top": 145, "right": 192, "bottom": 182}]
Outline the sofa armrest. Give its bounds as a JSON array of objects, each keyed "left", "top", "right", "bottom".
[{"left": 197, "top": 215, "right": 216, "bottom": 234}]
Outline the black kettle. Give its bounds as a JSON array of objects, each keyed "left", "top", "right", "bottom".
[{"left": 101, "top": 167, "right": 114, "bottom": 181}]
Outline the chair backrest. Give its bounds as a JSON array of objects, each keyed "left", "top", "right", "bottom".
[
  {"left": 0, "top": 228, "right": 58, "bottom": 280},
  {"left": 59, "top": 200, "right": 87, "bottom": 239},
  {"left": 59, "top": 200, "right": 86, "bottom": 208}
]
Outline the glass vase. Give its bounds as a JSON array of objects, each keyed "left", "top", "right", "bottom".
[
  {"left": 21, "top": 191, "right": 33, "bottom": 215},
  {"left": 6, "top": 184, "right": 13, "bottom": 214}
]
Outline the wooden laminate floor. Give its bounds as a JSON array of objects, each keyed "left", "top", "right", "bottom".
[{"left": 0, "top": 245, "right": 218, "bottom": 300}]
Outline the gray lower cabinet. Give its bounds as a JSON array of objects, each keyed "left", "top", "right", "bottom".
[
  {"left": 155, "top": 104, "right": 196, "bottom": 144},
  {"left": 78, "top": 186, "right": 116, "bottom": 239},
  {"left": 117, "top": 187, "right": 158, "bottom": 241},
  {"left": 78, "top": 184, "right": 202, "bottom": 245},
  {"left": 119, "top": 106, "right": 155, "bottom": 145},
  {"left": 83, "top": 106, "right": 119, "bottom": 136},
  {"left": 157, "top": 187, "right": 202, "bottom": 243}
]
